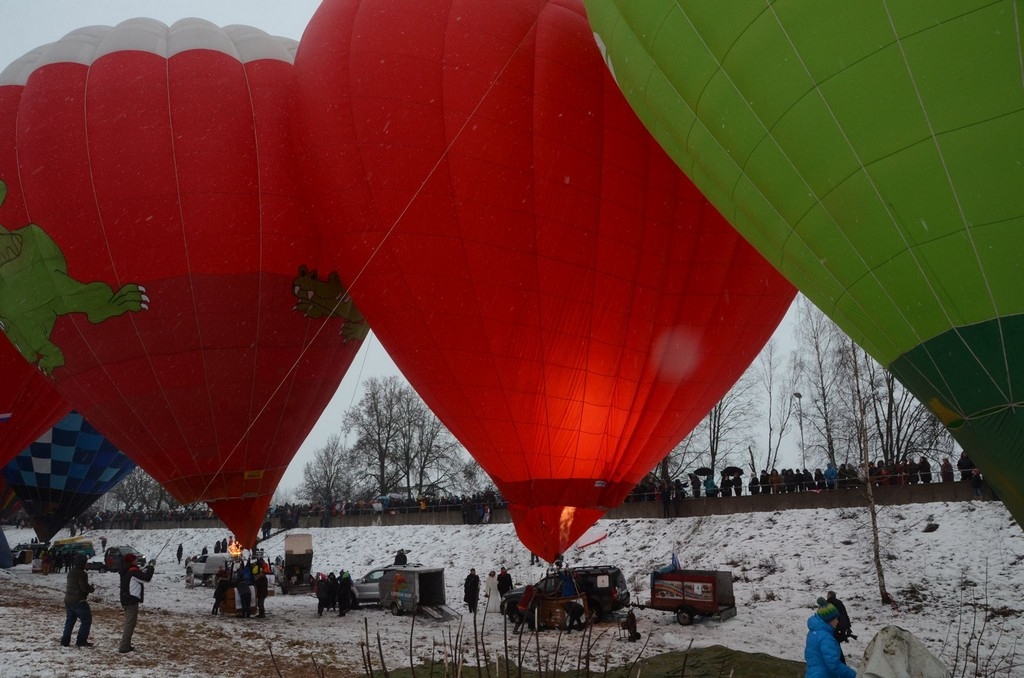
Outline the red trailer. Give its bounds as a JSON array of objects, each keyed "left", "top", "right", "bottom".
[{"left": 639, "top": 568, "right": 737, "bottom": 625}]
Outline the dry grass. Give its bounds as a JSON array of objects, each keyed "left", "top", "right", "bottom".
[{"left": 0, "top": 583, "right": 364, "bottom": 677}]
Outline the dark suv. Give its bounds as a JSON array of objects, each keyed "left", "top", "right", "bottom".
[
  {"left": 501, "top": 565, "right": 630, "bottom": 622},
  {"left": 102, "top": 546, "right": 147, "bottom": 572}
]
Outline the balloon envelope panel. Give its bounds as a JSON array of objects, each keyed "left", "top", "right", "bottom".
[
  {"left": 584, "top": 0, "right": 1024, "bottom": 524},
  {"left": 0, "top": 316, "right": 70, "bottom": 472},
  {"left": 295, "top": 0, "right": 794, "bottom": 559},
  {"left": 0, "top": 476, "right": 21, "bottom": 521}
]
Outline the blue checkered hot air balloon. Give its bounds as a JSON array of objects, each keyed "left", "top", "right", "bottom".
[
  {"left": 0, "top": 476, "right": 19, "bottom": 521},
  {"left": 2, "top": 412, "right": 135, "bottom": 542}
]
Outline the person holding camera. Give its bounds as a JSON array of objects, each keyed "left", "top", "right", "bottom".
[
  {"left": 118, "top": 553, "right": 155, "bottom": 653},
  {"left": 826, "top": 590, "right": 857, "bottom": 667},
  {"left": 826, "top": 591, "right": 855, "bottom": 644}
]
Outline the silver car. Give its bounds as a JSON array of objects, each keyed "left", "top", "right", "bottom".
[{"left": 352, "top": 564, "right": 421, "bottom": 605}]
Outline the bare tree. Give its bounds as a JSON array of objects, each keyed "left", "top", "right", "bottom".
[
  {"left": 343, "top": 375, "right": 468, "bottom": 500},
  {"left": 847, "top": 335, "right": 893, "bottom": 605},
  {"left": 752, "top": 338, "right": 800, "bottom": 472},
  {"left": 343, "top": 376, "right": 408, "bottom": 497},
  {"left": 703, "top": 369, "right": 760, "bottom": 472},
  {"left": 659, "top": 367, "right": 759, "bottom": 482},
  {"left": 868, "top": 370, "right": 956, "bottom": 469},
  {"left": 796, "top": 297, "right": 845, "bottom": 468},
  {"left": 272, "top": 485, "right": 296, "bottom": 506},
  {"left": 448, "top": 456, "right": 495, "bottom": 496},
  {"left": 797, "top": 309, "right": 955, "bottom": 607},
  {"left": 109, "top": 468, "right": 177, "bottom": 512},
  {"left": 659, "top": 432, "right": 706, "bottom": 482},
  {"left": 298, "top": 434, "right": 359, "bottom": 507},
  {"left": 794, "top": 299, "right": 956, "bottom": 473},
  {"left": 390, "top": 390, "right": 466, "bottom": 499},
  {"left": 405, "top": 407, "right": 465, "bottom": 498}
]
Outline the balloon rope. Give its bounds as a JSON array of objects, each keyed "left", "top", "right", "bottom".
[
  {"left": 151, "top": 527, "right": 181, "bottom": 565},
  {"left": 321, "top": 21, "right": 544, "bottom": 305},
  {"left": 198, "top": 12, "right": 543, "bottom": 501}
]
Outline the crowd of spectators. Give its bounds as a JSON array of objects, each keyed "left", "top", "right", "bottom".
[
  {"left": 621, "top": 452, "right": 978, "bottom": 503},
  {"left": 3, "top": 455, "right": 979, "bottom": 533},
  {"left": 2, "top": 491, "right": 508, "bottom": 532},
  {"left": 267, "top": 489, "right": 505, "bottom": 527}
]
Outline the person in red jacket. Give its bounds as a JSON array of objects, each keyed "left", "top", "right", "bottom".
[{"left": 118, "top": 553, "right": 155, "bottom": 653}]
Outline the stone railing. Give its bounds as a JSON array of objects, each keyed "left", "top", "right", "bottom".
[{"left": 124, "top": 479, "right": 994, "bottom": 534}]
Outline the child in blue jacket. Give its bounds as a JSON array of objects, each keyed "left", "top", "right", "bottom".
[{"left": 805, "top": 597, "right": 856, "bottom": 677}]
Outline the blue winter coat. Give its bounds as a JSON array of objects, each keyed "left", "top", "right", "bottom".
[
  {"left": 823, "top": 465, "right": 839, "bottom": 488},
  {"left": 804, "top": 614, "right": 856, "bottom": 678}
]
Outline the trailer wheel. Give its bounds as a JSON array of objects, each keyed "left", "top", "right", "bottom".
[
  {"left": 391, "top": 602, "right": 403, "bottom": 616},
  {"left": 676, "top": 608, "right": 694, "bottom": 626}
]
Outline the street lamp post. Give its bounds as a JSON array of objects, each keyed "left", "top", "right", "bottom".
[{"left": 793, "top": 392, "right": 805, "bottom": 472}]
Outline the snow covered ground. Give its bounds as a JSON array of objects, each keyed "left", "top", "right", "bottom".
[{"left": 2, "top": 499, "right": 1023, "bottom": 677}]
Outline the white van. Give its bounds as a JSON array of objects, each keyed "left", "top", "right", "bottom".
[{"left": 187, "top": 553, "right": 235, "bottom": 586}]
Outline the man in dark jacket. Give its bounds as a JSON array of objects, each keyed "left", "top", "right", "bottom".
[
  {"left": 337, "top": 570, "right": 353, "bottom": 616},
  {"left": 463, "top": 568, "right": 480, "bottom": 614},
  {"left": 826, "top": 590, "right": 855, "bottom": 664},
  {"left": 563, "top": 600, "right": 586, "bottom": 633},
  {"left": 119, "top": 553, "right": 155, "bottom": 653},
  {"left": 61, "top": 553, "right": 95, "bottom": 647},
  {"left": 940, "top": 458, "right": 955, "bottom": 483},
  {"left": 496, "top": 567, "right": 513, "bottom": 597},
  {"left": 919, "top": 457, "right": 933, "bottom": 483},
  {"left": 513, "top": 584, "right": 537, "bottom": 633},
  {"left": 253, "top": 561, "right": 269, "bottom": 618},
  {"left": 212, "top": 568, "right": 234, "bottom": 615},
  {"left": 317, "top": 573, "right": 338, "bottom": 616},
  {"left": 236, "top": 564, "right": 253, "bottom": 618},
  {"left": 689, "top": 472, "right": 701, "bottom": 498},
  {"left": 957, "top": 451, "right": 975, "bottom": 481}
]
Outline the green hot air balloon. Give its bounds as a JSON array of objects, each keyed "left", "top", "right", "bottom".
[{"left": 585, "top": 1, "right": 1024, "bottom": 521}]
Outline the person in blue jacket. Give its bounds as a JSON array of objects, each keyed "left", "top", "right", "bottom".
[
  {"left": 823, "top": 463, "right": 839, "bottom": 490},
  {"left": 703, "top": 475, "right": 719, "bottom": 498},
  {"left": 805, "top": 597, "right": 857, "bottom": 677}
]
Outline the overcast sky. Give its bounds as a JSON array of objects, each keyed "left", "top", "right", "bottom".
[
  {"left": 0, "top": 1, "right": 321, "bottom": 61},
  {"left": 0, "top": 1, "right": 799, "bottom": 496}
]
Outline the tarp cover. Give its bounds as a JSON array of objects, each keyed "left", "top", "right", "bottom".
[
  {"left": 860, "top": 625, "right": 951, "bottom": 678},
  {"left": 0, "top": 527, "right": 12, "bottom": 569}
]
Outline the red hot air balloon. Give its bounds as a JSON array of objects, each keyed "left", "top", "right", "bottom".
[
  {"left": 0, "top": 331, "right": 70, "bottom": 471},
  {"left": 0, "top": 177, "right": 72, "bottom": 467},
  {"left": 294, "top": 0, "right": 795, "bottom": 559},
  {"left": 0, "top": 19, "right": 367, "bottom": 546}
]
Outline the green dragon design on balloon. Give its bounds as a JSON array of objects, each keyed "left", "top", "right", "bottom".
[
  {"left": 291, "top": 264, "right": 369, "bottom": 342},
  {"left": 0, "top": 177, "right": 367, "bottom": 377},
  {"left": 0, "top": 179, "right": 149, "bottom": 374}
]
